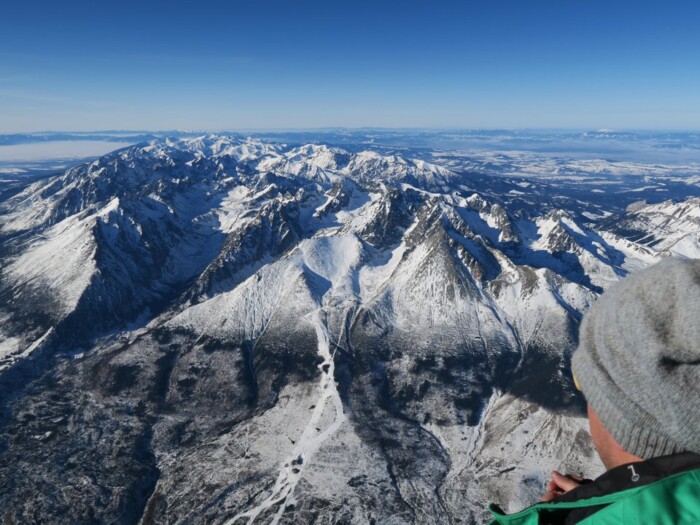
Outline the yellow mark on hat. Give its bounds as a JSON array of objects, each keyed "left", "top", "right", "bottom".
[{"left": 573, "top": 374, "right": 582, "bottom": 392}]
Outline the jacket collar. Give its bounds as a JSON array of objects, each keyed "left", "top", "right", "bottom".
[{"left": 557, "top": 451, "right": 700, "bottom": 503}]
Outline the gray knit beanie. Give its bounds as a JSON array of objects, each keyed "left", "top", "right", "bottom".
[{"left": 571, "top": 257, "right": 700, "bottom": 458}]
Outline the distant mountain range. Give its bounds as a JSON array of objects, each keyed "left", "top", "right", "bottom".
[
  {"left": 3, "top": 129, "right": 700, "bottom": 156},
  {"left": 0, "top": 136, "right": 698, "bottom": 524}
]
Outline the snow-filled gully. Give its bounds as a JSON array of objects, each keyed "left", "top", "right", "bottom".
[{"left": 225, "top": 309, "right": 346, "bottom": 525}]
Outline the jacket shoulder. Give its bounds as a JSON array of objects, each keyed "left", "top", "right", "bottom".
[
  {"left": 488, "top": 468, "right": 700, "bottom": 525},
  {"left": 577, "top": 468, "right": 700, "bottom": 524}
]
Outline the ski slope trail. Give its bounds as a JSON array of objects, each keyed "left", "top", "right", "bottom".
[{"left": 225, "top": 309, "right": 346, "bottom": 524}]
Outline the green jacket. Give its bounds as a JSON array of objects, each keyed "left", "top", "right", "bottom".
[{"left": 488, "top": 452, "right": 700, "bottom": 524}]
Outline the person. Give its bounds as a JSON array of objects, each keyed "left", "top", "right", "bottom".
[{"left": 488, "top": 257, "right": 700, "bottom": 524}]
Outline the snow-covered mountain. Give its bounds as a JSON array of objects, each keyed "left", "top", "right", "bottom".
[
  {"left": 0, "top": 136, "right": 697, "bottom": 524},
  {"left": 606, "top": 198, "right": 700, "bottom": 258}
]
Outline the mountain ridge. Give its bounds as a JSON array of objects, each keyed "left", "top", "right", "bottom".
[{"left": 0, "top": 135, "right": 697, "bottom": 524}]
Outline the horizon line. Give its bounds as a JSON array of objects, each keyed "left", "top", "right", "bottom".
[{"left": 3, "top": 127, "right": 700, "bottom": 135}]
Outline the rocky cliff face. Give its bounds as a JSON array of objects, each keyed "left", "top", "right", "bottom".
[{"left": 0, "top": 136, "right": 696, "bottom": 524}]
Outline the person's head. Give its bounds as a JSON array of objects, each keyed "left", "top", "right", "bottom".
[{"left": 571, "top": 258, "right": 700, "bottom": 468}]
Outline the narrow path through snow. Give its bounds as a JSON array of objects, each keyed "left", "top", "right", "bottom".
[{"left": 225, "top": 309, "right": 346, "bottom": 525}]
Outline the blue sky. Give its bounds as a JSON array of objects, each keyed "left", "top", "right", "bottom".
[{"left": 1, "top": 0, "right": 699, "bottom": 132}]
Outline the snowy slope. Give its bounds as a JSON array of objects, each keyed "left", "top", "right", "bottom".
[{"left": 605, "top": 198, "right": 700, "bottom": 258}]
